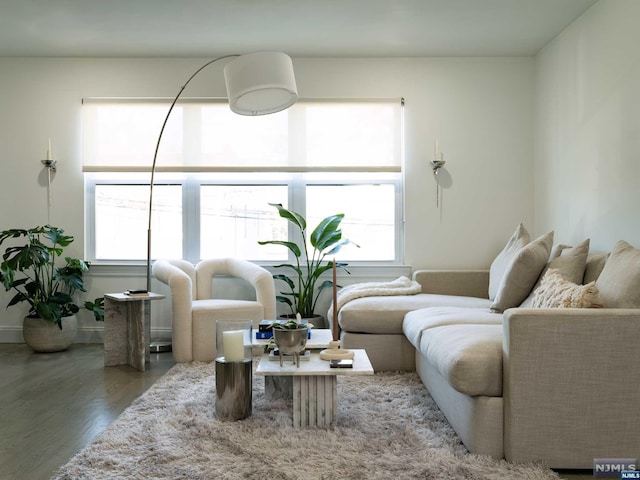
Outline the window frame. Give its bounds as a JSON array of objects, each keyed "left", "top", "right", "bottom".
[{"left": 85, "top": 171, "right": 403, "bottom": 265}]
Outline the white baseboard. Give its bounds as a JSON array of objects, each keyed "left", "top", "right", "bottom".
[
  {"left": 0, "top": 326, "right": 173, "bottom": 344},
  {"left": 0, "top": 326, "right": 24, "bottom": 343}
]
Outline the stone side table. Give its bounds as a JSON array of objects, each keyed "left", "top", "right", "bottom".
[{"left": 103, "top": 292, "right": 165, "bottom": 371}]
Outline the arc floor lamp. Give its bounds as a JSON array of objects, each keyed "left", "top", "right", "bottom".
[{"left": 145, "top": 51, "right": 298, "bottom": 292}]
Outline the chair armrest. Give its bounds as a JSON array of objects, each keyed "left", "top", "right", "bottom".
[
  {"left": 152, "top": 259, "right": 194, "bottom": 362},
  {"left": 503, "top": 307, "right": 640, "bottom": 467},
  {"left": 412, "top": 270, "right": 489, "bottom": 298},
  {"left": 196, "top": 258, "right": 276, "bottom": 319},
  {"left": 225, "top": 259, "right": 276, "bottom": 319}
]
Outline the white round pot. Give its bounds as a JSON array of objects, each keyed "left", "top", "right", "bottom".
[{"left": 23, "top": 315, "right": 78, "bottom": 353}]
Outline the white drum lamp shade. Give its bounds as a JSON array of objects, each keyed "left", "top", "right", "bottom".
[{"left": 224, "top": 51, "right": 298, "bottom": 116}]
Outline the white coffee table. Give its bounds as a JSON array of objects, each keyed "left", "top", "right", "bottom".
[{"left": 256, "top": 348, "right": 373, "bottom": 427}]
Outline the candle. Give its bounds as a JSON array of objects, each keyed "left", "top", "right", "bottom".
[
  {"left": 332, "top": 258, "right": 338, "bottom": 341},
  {"left": 435, "top": 138, "right": 439, "bottom": 157},
  {"left": 47, "top": 139, "right": 52, "bottom": 161},
  {"left": 222, "top": 330, "right": 244, "bottom": 362}
]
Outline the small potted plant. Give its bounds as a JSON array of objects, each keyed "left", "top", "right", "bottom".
[
  {"left": 269, "top": 316, "right": 311, "bottom": 367},
  {"left": 258, "top": 203, "right": 357, "bottom": 327},
  {"left": 0, "top": 226, "right": 104, "bottom": 352}
]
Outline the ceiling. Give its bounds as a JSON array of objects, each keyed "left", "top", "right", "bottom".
[{"left": 0, "top": 0, "right": 598, "bottom": 58}]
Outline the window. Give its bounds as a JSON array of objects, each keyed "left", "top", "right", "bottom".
[{"left": 84, "top": 98, "right": 403, "bottom": 264}]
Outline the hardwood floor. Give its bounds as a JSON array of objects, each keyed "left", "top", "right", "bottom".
[
  {"left": 0, "top": 343, "right": 595, "bottom": 479},
  {"left": 0, "top": 343, "right": 174, "bottom": 480}
]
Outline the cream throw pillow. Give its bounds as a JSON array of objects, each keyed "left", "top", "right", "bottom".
[
  {"left": 490, "top": 231, "right": 554, "bottom": 313},
  {"left": 547, "top": 240, "right": 590, "bottom": 282},
  {"left": 596, "top": 240, "right": 640, "bottom": 308},
  {"left": 520, "top": 239, "right": 590, "bottom": 307},
  {"left": 488, "top": 223, "right": 530, "bottom": 301},
  {"left": 532, "top": 268, "right": 601, "bottom": 308},
  {"left": 583, "top": 253, "right": 608, "bottom": 284}
]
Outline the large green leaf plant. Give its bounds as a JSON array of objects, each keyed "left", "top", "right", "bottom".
[
  {"left": 0, "top": 226, "right": 104, "bottom": 329},
  {"left": 258, "top": 203, "right": 357, "bottom": 318}
]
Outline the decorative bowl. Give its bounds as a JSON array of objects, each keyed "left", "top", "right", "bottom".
[{"left": 272, "top": 326, "right": 308, "bottom": 355}]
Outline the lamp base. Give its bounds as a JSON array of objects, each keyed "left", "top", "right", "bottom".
[
  {"left": 150, "top": 340, "right": 172, "bottom": 353},
  {"left": 319, "top": 340, "right": 355, "bottom": 361}
]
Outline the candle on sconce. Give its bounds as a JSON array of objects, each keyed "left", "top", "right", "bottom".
[
  {"left": 332, "top": 258, "right": 338, "bottom": 342},
  {"left": 222, "top": 329, "right": 244, "bottom": 362},
  {"left": 47, "top": 139, "right": 52, "bottom": 161},
  {"left": 435, "top": 138, "right": 439, "bottom": 157}
]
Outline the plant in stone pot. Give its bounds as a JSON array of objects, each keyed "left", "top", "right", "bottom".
[
  {"left": 258, "top": 203, "right": 357, "bottom": 327},
  {"left": 0, "top": 226, "right": 104, "bottom": 352}
]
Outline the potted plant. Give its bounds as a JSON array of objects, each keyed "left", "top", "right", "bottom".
[
  {"left": 0, "top": 225, "right": 104, "bottom": 352},
  {"left": 258, "top": 203, "right": 357, "bottom": 326},
  {"left": 261, "top": 316, "right": 313, "bottom": 365}
]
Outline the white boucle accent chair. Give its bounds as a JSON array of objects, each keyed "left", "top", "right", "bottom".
[{"left": 152, "top": 258, "right": 276, "bottom": 362}]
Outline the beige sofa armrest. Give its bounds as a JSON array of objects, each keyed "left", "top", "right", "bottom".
[
  {"left": 412, "top": 270, "right": 489, "bottom": 298},
  {"left": 503, "top": 307, "right": 640, "bottom": 468}
]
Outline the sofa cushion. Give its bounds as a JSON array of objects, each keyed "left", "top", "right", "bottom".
[
  {"left": 520, "top": 239, "right": 590, "bottom": 307},
  {"left": 490, "top": 231, "right": 554, "bottom": 313},
  {"left": 596, "top": 240, "right": 640, "bottom": 308},
  {"left": 419, "top": 323, "right": 503, "bottom": 397},
  {"left": 531, "top": 268, "right": 601, "bottom": 308},
  {"left": 489, "top": 223, "right": 530, "bottom": 300},
  {"left": 403, "top": 306, "right": 502, "bottom": 349},
  {"left": 339, "top": 294, "right": 492, "bottom": 335}
]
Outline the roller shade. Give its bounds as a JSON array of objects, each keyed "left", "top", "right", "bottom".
[{"left": 82, "top": 98, "right": 402, "bottom": 173}]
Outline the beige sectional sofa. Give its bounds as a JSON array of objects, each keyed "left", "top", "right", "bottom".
[{"left": 338, "top": 227, "right": 640, "bottom": 468}]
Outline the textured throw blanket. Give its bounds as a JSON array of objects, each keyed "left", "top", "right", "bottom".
[{"left": 327, "top": 276, "right": 422, "bottom": 320}]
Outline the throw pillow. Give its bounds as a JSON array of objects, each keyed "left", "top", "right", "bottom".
[
  {"left": 532, "top": 268, "right": 601, "bottom": 308},
  {"left": 546, "top": 238, "right": 590, "bottom": 284},
  {"left": 490, "top": 230, "right": 554, "bottom": 313},
  {"left": 520, "top": 239, "right": 590, "bottom": 307},
  {"left": 488, "top": 223, "right": 530, "bottom": 301},
  {"left": 583, "top": 253, "right": 609, "bottom": 284},
  {"left": 596, "top": 240, "right": 640, "bottom": 308}
]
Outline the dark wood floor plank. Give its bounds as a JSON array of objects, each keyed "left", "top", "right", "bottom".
[{"left": 0, "top": 343, "right": 174, "bottom": 480}]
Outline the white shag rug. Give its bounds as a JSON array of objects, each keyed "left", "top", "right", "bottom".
[{"left": 52, "top": 363, "right": 559, "bottom": 480}]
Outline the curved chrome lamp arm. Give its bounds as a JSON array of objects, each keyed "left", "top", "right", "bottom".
[
  {"left": 146, "top": 55, "right": 238, "bottom": 292},
  {"left": 146, "top": 51, "right": 298, "bottom": 292}
]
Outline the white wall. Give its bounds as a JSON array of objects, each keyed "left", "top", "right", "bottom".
[
  {"left": 0, "top": 56, "right": 534, "bottom": 341},
  {"left": 534, "top": 0, "right": 640, "bottom": 252}
]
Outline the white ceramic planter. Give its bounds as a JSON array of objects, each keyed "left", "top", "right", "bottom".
[{"left": 23, "top": 315, "right": 78, "bottom": 352}]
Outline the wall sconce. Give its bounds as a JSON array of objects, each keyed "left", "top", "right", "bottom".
[
  {"left": 430, "top": 139, "right": 445, "bottom": 208},
  {"left": 41, "top": 139, "right": 57, "bottom": 171},
  {"left": 41, "top": 139, "right": 57, "bottom": 222}
]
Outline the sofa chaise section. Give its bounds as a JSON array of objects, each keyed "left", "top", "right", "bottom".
[{"left": 339, "top": 270, "right": 492, "bottom": 371}]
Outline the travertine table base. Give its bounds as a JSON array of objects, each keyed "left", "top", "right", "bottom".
[
  {"left": 103, "top": 292, "right": 165, "bottom": 371},
  {"left": 257, "top": 349, "right": 373, "bottom": 427}
]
